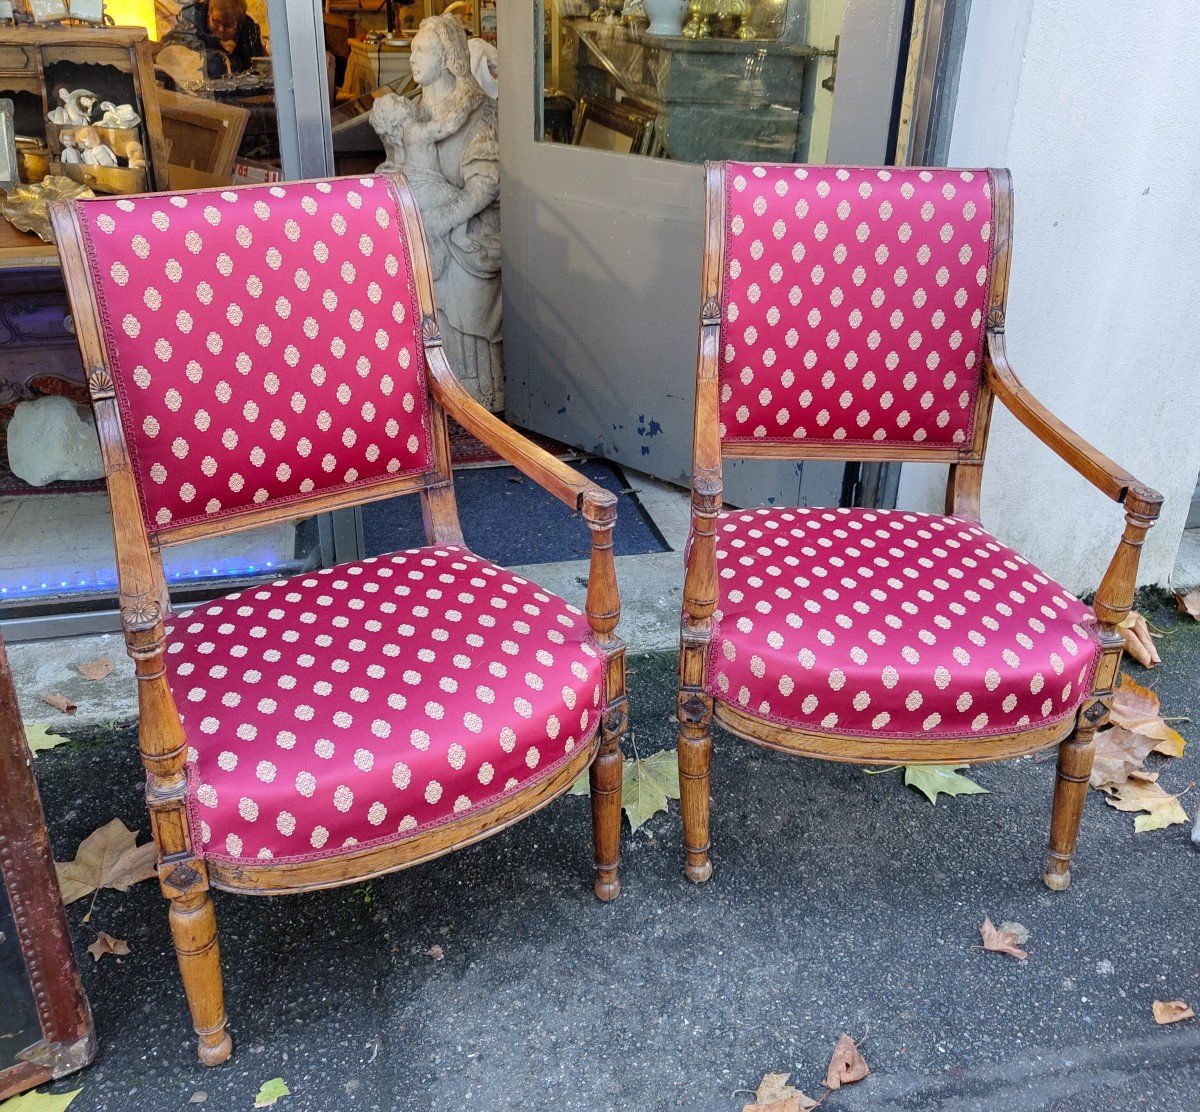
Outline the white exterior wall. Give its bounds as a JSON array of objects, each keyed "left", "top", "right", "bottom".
[{"left": 896, "top": 0, "right": 1200, "bottom": 593}]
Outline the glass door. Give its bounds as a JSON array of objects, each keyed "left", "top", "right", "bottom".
[{"left": 501, "top": 0, "right": 914, "bottom": 508}]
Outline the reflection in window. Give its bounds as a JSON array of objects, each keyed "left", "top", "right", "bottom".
[{"left": 539, "top": 0, "right": 842, "bottom": 164}]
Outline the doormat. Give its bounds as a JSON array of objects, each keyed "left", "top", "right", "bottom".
[
  {"left": 448, "top": 417, "right": 579, "bottom": 470},
  {"left": 362, "top": 458, "right": 671, "bottom": 566}
]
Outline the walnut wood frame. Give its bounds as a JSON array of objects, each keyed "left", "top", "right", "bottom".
[
  {"left": 677, "top": 162, "right": 1162, "bottom": 890},
  {"left": 48, "top": 172, "right": 628, "bottom": 1066}
]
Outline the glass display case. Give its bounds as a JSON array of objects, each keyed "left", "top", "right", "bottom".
[{"left": 539, "top": 0, "right": 841, "bottom": 164}]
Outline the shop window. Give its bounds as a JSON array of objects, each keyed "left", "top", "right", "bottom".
[{"left": 538, "top": 0, "right": 842, "bottom": 163}]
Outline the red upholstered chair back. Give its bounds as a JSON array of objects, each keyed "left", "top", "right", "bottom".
[
  {"left": 712, "top": 163, "right": 1003, "bottom": 453},
  {"left": 68, "top": 175, "right": 437, "bottom": 540}
]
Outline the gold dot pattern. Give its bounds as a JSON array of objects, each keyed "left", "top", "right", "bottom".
[
  {"left": 720, "top": 165, "right": 994, "bottom": 448},
  {"left": 705, "top": 508, "right": 1100, "bottom": 739},
  {"left": 77, "top": 176, "right": 432, "bottom": 531}
]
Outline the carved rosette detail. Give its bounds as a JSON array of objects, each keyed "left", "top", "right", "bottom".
[
  {"left": 121, "top": 597, "right": 161, "bottom": 630},
  {"left": 700, "top": 297, "right": 721, "bottom": 325},
  {"left": 421, "top": 315, "right": 443, "bottom": 347},
  {"left": 986, "top": 306, "right": 1006, "bottom": 331},
  {"left": 86, "top": 367, "right": 115, "bottom": 399}
]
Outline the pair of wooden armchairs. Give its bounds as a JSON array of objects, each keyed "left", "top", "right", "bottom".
[{"left": 51, "top": 164, "right": 1157, "bottom": 1064}]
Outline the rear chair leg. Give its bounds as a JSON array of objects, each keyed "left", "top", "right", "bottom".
[
  {"left": 1043, "top": 725, "right": 1096, "bottom": 892},
  {"left": 169, "top": 890, "right": 232, "bottom": 1065},
  {"left": 678, "top": 692, "right": 714, "bottom": 883}
]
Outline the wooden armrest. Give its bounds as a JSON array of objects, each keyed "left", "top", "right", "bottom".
[
  {"left": 986, "top": 332, "right": 1162, "bottom": 510},
  {"left": 426, "top": 347, "right": 616, "bottom": 520}
]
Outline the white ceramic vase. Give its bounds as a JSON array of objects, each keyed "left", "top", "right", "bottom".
[{"left": 643, "top": 0, "right": 688, "bottom": 35}]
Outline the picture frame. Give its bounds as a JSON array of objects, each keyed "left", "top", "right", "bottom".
[
  {"left": 67, "top": 0, "right": 104, "bottom": 23},
  {"left": 26, "top": 0, "right": 68, "bottom": 23},
  {"left": 0, "top": 100, "right": 16, "bottom": 193},
  {"left": 572, "top": 96, "right": 656, "bottom": 155}
]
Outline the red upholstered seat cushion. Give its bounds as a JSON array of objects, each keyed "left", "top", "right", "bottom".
[
  {"left": 719, "top": 164, "right": 994, "bottom": 449},
  {"left": 165, "top": 546, "right": 605, "bottom": 866},
  {"left": 705, "top": 508, "right": 1100, "bottom": 739}
]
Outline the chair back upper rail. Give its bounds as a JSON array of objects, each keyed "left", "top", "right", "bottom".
[
  {"left": 51, "top": 174, "right": 459, "bottom": 557},
  {"left": 694, "top": 162, "right": 1016, "bottom": 519}
]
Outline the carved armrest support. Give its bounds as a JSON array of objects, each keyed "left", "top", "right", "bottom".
[
  {"left": 682, "top": 468, "right": 722, "bottom": 625},
  {"left": 583, "top": 489, "right": 622, "bottom": 648},
  {"left": 427, "top": 347, "right": 616, "bottom": 516},
  {"left": 984, "top": 332, "right": 1162, "bottom": 628},
  {"left": 986, "top": 332, "right": 1160, "bottom": 507}
]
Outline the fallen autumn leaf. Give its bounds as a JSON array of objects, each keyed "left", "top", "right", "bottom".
[
  {"left": 86, "top": 931, "right": 130, "bottom": 963},
  {"left": 25, "top": 723, "right": 70, "bottom": 757},
  {"left": 253, "top": 1078, "right": 290, "bottom": 1108},
  {"left": 1110, "top": 674, "right": 1187, "bottom": 758},
  {"left": 1117, "top": 611, "right": 1161, "bottom": 668},
  {"left": 41, "top": 692, "right": 77, "bottom": 715},
  {"left": 1101, "top": 779, "right": 1190, "bottom": 832},
  {"left": 1152, "top": 999, "right": 1195, "bottom": 1025},
  {"left": 902, "top": 764, "right": 987, "bottom": 805},
  {"left": 980, "top": 916, "right": 1028, "bottom": 960},
  {"left": 1176, "top": 589, "right": 1200, "bottom": 621},
  {"left": 823, "top": 1032, "right": 869, "bottom": 1090},
  {"left": 570, "top": 749, "right": 681, "bottom": 834},
  {"left": 741, "top": 1071, "right": 817, "bottom": 1112},
  {"left": 1089, "top": 725, "right": 1159, "bottom": 789},
  {"left": 0, "top": 1089, "right": 83, "bottom": 1112},
  {"left": 76, "top": 657, "right": 115, "bottom": 682},
  {"left": 55, "top": 819, "right": 158, "bottom": 907}
]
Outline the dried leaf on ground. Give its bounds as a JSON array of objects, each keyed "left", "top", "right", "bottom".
[
  {"left": 1109, "top": 674, "right": 1187, "bottom": 757},
  {"left": 41, "top": 692, "right": 77, "bottom": 715},
  {"left": 55, "top": 819, "right": 158, "bottom": 906},
  {"left": 569, "top": 750, "right": 681, "bottom": 834},
  {"left": 1117, "top": 611, "right": 1161, "bottom": 668},
  {"left": 741, "top": 1072, "right": 817, "bottom": 1112},
  {"left": 425, "top": 945, "right": 444, "bottom": 961},
  {"left": 1176, "top": 589, "right": 1200, "bottom": 621},
  {"left": 1089, "top": 725, "right": 1159, "bottom": 789},
  {"left": 903, "top": 764, "right": 987, "bottom": 805},
  {"left": 980, "top": 916, "right": 1028, "bottom": 960},
  {"left": 25, "top": 723, "right": 70, "bottom": 757},
  {"left": 823, "top": 1033, "right": 869, "bottom": 1091},
  {"left": 253, "top": 1078, "right": 290, "bottom": 1108},
  {"left": 76, "top": 657, "right": 115, "bottom": 682},
  {"left": 0, "top": 1090, "right": 83, "bottom": 1112},
  {"left": 1152, "top": 999, "right": 1195, "bottom": 1025},
  {"left": 86, "top": 932, "right": 130, "bottom": 963},
  {"left": 1101, "top": 779, "right": 1189, "bottom": 832},
  {"left": 188, "top": 1094, "right": 207, "bottom": 1105}
]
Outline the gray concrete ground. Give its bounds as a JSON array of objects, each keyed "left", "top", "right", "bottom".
[{"left": 21, "top": 591, "right": 1200, "bottom": 1110}]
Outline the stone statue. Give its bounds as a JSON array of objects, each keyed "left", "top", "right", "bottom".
[{"left": 370, "top": 15, "right": 503, "bottom": 410}]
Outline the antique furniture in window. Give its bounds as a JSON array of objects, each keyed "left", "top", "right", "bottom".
[
  {"left": 677, "top": 162, "right": 1162, "bottom": 890},
  {"left": 50, "top": 172, "right": 627, "bottom": 1064},
  {"left": 0, "top": 632, "right": 95, "bottom": 1099}
]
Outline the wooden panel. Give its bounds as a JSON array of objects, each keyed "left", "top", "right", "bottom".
[{"left": 0, "top": 635, "right": 94, "bottom": 1099}]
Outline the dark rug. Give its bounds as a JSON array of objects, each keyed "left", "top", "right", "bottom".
[{"left": 362, "top": 457, "right": 669, "bottom": 565}]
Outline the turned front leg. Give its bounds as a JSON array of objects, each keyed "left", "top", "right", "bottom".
[
  {"left": 677, "top": 690, "right": 714, "bottom": 883},
  {"left": 584, "top": 490, "right": 625, "bottom": 901},
  {"left": 168, "top": 888, "right": 231, "bottom": 1065}
]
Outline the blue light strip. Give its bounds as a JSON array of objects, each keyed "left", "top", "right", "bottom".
[{"left": 0, "top": 558, "right": 288, "bottom": 600}]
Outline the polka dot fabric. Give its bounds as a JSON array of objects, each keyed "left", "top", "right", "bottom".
[
  {"left": 720, "top": 164, "right": 994, "bottom": 448},
  {"left": 705, "top": 508, "right": 1100, "bottom": 739},
  {"left": 76, "top": 175, "right": 431, "bottom": 532},
  {"left": 166, "top": 546, "right": 605, "bottom": 866}
]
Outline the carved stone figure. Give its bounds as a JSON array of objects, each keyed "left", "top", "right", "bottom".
[{"left": 370, "top": 15, "right": 503, "bottom": 410}]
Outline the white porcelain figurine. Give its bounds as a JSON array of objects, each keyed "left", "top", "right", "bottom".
[
  {"left": 76, "top": 126, "right": 118, "bottom": 167},
  {"left": 98, "top": 101, "right": 142, "bottom": 129}
]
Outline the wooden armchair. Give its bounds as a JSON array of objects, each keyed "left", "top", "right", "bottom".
[
  {"left": 50, "top": 174, "right": 627, "bottom": 1065},
  {"left": 677, "top": 163, "right": 1162, "bottom": 890}
]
